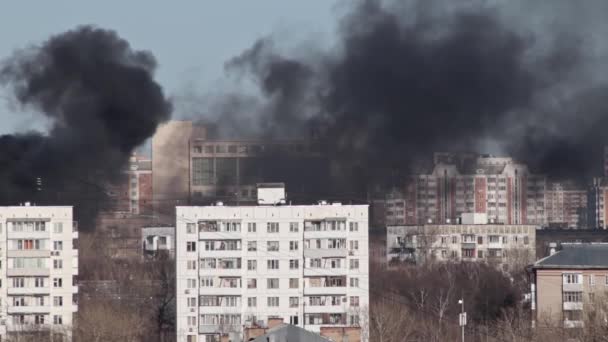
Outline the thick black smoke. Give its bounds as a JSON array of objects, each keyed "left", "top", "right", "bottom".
[
  {"left": 192, "top": 0, "right": 608, "bottom": 197},
  {"left": 0, "top": 26, "right": 171, "bottom": 227}
]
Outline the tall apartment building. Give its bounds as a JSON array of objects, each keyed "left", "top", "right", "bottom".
[
  {"left": 387, "top": 214, "right": 537, "bottom": 270},
  {"left": 545, "top": 181, "right": 587, "bottom": 228},
  {"left": 175, "top": 186, "right": 369, "bottom": 342},
  {"left": 389, "top": 153, "right": 546, "bottom": 226},
  {"left": 0, "top": 204, "right": 78, "bottom": 341},
  {"left": 105, "top": 153, "right": 153, "bottom": 215},
  {"left": 531, "top": 243, "right": 608, "bottom": 330},
  {"left": 588, "top": 178, "right": 608, "bottom": 229},
  {"left": 152, "top": 121, "right": 326, "bottom": 212}
]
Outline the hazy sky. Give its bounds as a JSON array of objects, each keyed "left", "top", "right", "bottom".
[{"left": 0, "top": 1, "right": 338, "bottom": 134}]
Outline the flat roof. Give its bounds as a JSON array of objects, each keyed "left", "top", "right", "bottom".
[{"left": 534, "top": 243, "right": 608, "bottom": 269}]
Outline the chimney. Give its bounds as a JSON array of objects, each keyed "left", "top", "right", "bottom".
[{"left": 549, "top": 242, "right": 557, "bottom": 256}]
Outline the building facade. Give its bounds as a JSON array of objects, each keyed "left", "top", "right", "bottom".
[
  {"left": 531, "top": 243, "right": 608, "bottom": 330},
  {"left": 142, "top": 226, "right": 175, "bottom": 258},
  {"left": 545, "top": 181, "right": 587, "bottom": 229},
  {"left": 388, "top": 153, "right": 546, "bottom": 226},
  {"left": 175, "top": 196, "right": 369, "bottom": 341},
  {"left": 387, "top": 219, "right": 537, "bottom": 270},
  {"left": 106, "top": 153, "right": 153, "bottom": 215},
  {"left": 0, "top": 205, "right": 78, "bottom": 341}
]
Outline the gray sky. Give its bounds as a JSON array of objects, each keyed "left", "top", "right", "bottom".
[{"left": 0, "top": 1, "right": 338, "bottom": 134}]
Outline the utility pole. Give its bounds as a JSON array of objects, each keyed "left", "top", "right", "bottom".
[{"left": 458, "top": 298, "right": 466, "bottom": 342}]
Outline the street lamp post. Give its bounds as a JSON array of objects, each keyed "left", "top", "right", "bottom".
[{"left": 458, "top": 298, "right": 466, "bottom": 342}]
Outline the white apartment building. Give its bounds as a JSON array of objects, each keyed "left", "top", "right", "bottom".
[
  {"left": 387, "top": 214, "right": 537, "bottom": 271},
  {"left": 176, "top": 187, "right": 369, "bottom": 342},
  {"left": 0, "top": 204, "right": 78, "bottom": 341}
]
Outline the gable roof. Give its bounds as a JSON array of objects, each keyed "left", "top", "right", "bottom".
[{"left": 534, "top": 243, "right": 608, "bottom": 269}]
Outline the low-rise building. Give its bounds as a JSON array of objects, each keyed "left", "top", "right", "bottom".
[
  {"left": 0, "top": 204, "right": 79, "bottom": 341},
  {"left": 387, "top": 214, "right": 537, "bottom": 271},
  {"left": 142, "top": 226, "right": 175, "bottom": 258},
  {"left": 530, "top": 243, "right": 608, "bottom": 329}
]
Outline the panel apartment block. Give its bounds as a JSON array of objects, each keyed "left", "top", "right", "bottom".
[
  {"left": 0, "top": 205, "right": 78, "bottom": 341},
  {"left": 176, "top": 204, "right": 369, "bottom": 342}
]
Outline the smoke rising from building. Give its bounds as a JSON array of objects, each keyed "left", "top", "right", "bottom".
[
  {"left": 189, "top": 0, "right": 608, "bottom": 197},
  {"left": 0, "top": 26, "right": 171, "bottom": 226}
]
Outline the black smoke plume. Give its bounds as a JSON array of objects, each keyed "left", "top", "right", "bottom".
[
  {"left": 0, "top": 26, "right": 171, "bottom": 227},
  {"left": 189, "top": 0, "right": 608, "bottom": 199}
]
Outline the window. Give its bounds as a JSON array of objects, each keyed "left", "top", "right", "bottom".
[
  {"left": 187, "top": 278, "right": 196, "bottom": 288},
  {"left": 289, "top": 259, "right": 299, "bottom": 269},
  {"left": 187, "top": 316, "right": 197, "bottom": 326},
  {"left": 35, "top": 315, "right": 44, "bottom": 325},
  {"left": 33, "top": 277, "right": 44, "bottom": 287},
  {"left": 290, "top": 241, "right": 299, "bottom": 251},
  {"left": 247, "top": 260, "right": 257, "bottom": 271},
  {"left": 248, "top": 223, "right": 256, "bottom": 233},
  {"left": 186, "top": 242, "right": 196, "bottom": 252},
  {"left": 590, "top": 275, "right": 596, "bottom": 286},
  {"left": 192, "top": 158, "right": 214, "bottom": 185},
  {"left": 349, "top": 259, "right": 359, "bottom": 270},
  {"left": 267, "top": 222, "right": 279, "bottom": 233},
  {"left": 189, "top": 297, "right": 200, "bottom": 307},
  {"left": 290, "top": 315, "right": 299, "bottom": 325},
  {"left": 477, "top": 250, "right": 484, "bottom": 258},
  {"left": 349, "top": 222, "right": 359, "bottom": 232},
  {"left": 267, "top": 260, "right": 279, "bottom": 270},
  {"left": 247, "top": 278, "right": 257, "bottom": 289},
  {"left": 289, "top": 222, "right": 299, "bottom": 232},
  {"left": 289, "top": 278, "right": 299, "bottom": 289},
  {"left": 563, "top": 292, "right": 583, "bottom": 303},
  {"left": 350, "top": 278, "right": 359, "bottom": 287},
  {"left": 267, "top": 297, "right": 279, "bottom": 307},
  {"left": 248, "top": 297, "right": 257, "bottom": 307},
  {"left": 200, "top": 277, "right": 214, "bottom": 287},
  {"left": 187, "top": 260, "right": 197, "bottom": 270},
  {"left": 349, "top": 240, "right": 359, "bottom": 250},
  {"left": 53, "top": 315, "right": 62, "bottom": 325},
  {"left": 350, "top": 296, "right": 360, "bottom": 306},
  {"left": 247, "top": 241, "right": 257, "bottom": 251},
  {"left": 289, "top": 297, "right": 299, "bottom": 308},
  {"left": 350, "top": 315, "right": 360, "bottom": 326},
  {"left": 563, "top": 273, "right": 582, "bottom": 284},
  {"left": 53, "top": 241, "right": 63, "bottom": 251},
  {"left": 267, "top": 278, "right": 279, "bottom": 289},
  {"left": 310, "top": 258, "right": 322, "bottom": 268},
  {"left": 53, "top": 296, "right": 63, "bottom": 307},
  {"left": 462, "top": 249, "right": 475, "bottom": 258},
  {"left": 13, "top": 278, "right": 24, "bottom": 288},
  {"left": 452, "top": 236, "right": 458, "bottom": 244},
  {"left": 53, "top": 222, "right": 63, "bottom": 233},
  {"left": 53, "top": 259, "right": 63, "bottom": 269},
  {"left": 267, "top": 241, "right": 280, "bottom": 252},
  {"left": 186, "top": 223, "right": 195, "bottom": 234},
  {"left": 489, "top": 235, "right": 500, "bottom": 243}
]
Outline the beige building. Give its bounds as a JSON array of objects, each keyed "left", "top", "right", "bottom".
[
  {"left": 545, "top": 181, "right": 587, "bottom": 229},
  {"left": 531, "top": 243, "right": 608, "bottom": 329},
  {"left": 387, "top": 214, "right": 537, "bottom": 271}
]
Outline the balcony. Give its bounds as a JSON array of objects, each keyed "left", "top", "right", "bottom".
[
  {"left": 563, "top": 302, "right": 583, "bottom": 311},
  {"left": 7, "top": 250, "right": 50, "bottom": 258},
  {"left": 487, "top": 242, "right": 503, "bottom": 249},
  {"left": 305, "top": 304, "right": 348, "bottom": 314},
  {"left": 7, "top": 287, "right": 51, "bottom": 295},
  {"left": 304, "top": 249, "right": 348, "bottom": 258},
  {"left": 564, "top": 320, "right": 584, "bottom": 328},
  {"left": 7, "top": 305, "right": 51, "bottom": 314},
  {"left": 304, "top": 286, "right": 347, "bottom": 296},
  {"left": 198, "top": 287, "right": 242, "bottom": 296},
  {"left": 304, "top": 268, "right": 347, "bottom": 276},
  {"left": 563, "top": 283, "right": 583, "bottom": 292},
  {"left": 7, "top": 268, "right": 50, "bottom": 277}
]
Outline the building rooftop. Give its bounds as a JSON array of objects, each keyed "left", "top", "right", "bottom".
[
  {"left": 534, "top": 243, "right": 608, "bottom": 269},
  {"left": 251, "top": 324, "right": 331, "bottom": 342}
]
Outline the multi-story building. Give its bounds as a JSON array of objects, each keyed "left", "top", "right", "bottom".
[
  {"left": 152, "top": 121, "right": 326, "bottom": 212},
  {"left": 0, "top": 204, "right": 78, "bottom": 341},
  {"left": 588, "top": 178, "right": 608, "bottom": 229},
  {"left": 175, "top": 185, "right": 369, "bottom": 342},
  {"left": 387, "top": 214, "right": 537, "bottom": 271},
  {"left": 530, "top": 243, "right": 608, "bottom": 330},
  {"left": 545, "top": 181, "right": 587, "bottom": 229},
  {"left": 142, "top": 226, "right": 175, "bottom": 258},
  {"left": 395, "top": 153, "right": 546, "bottom": 226},
  {"left": 106, "top": 153, "right": 153, "bottom": 215}
]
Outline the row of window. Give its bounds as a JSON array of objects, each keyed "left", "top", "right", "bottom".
[
  {"left": 10, "top": 239, "right": 64, "bottom": 251},
  {"left": 12, "top": 314, "right": 64, "bottom": 325},
  {"left": 10, "top": 221, "right": 65, "bottom": 233},
  {"left": 190, "top": 221, "right": 361, "bottom": 234},
  {"left": 10, "top": 258, "right": 64, "bottom": 269},
  {"left": 189, "top": 295, "right": 360, "bottom": 308},
  {"left": 188, "top": 258, "right": 361, "bottom": 271},
  {"left": 189, "top": 277, "right": 360, "bottom": 289},
  {"left": 12, "top": 295, "right": 64, "bottom": 307},
  {"left": 12, "top": 277, "right": 65, "bottom": 288},
  {"left": 438, "top": 235, "right": 529, "bottom": 245},
  {"left": 189, "top": 239, "right": 360, "bottom": 253},
  {"left": 563, "top": 273, "right": 608, "bottom": 286}
]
